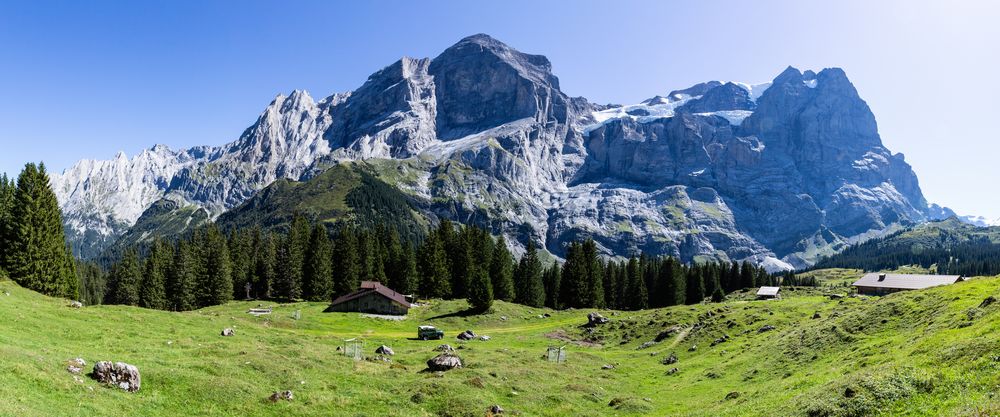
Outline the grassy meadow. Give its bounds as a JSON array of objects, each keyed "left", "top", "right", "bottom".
[{"left": 3, "top": 272, "right": 1000, "bottom": 416}]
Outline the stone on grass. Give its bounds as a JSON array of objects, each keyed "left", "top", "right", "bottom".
[
  {"left": 812, "top": 312, "right": 821, "bottom": 319},
  {"left": 661, "top": 352, "right": 678, "bottom": 365},
  {"left": 586, "top": 312, "right": 609, "bottom": 327},
  {"left": 980, "top": 296, "right": 997, "bottom": 308},
  {"left": 488, "top": 404, "right": 504, "bottom": 414},
  {"left": 427, "top": 353, "right": 463, "bottom": 371},
  {"left": 688, "top": 345, "right": 698, "bottom": 352},
  {"left": 269, "top": 390, "right": 294, "bottom": 402},
  {"left": 758, "top": 325, "right": 776, "bottom": 333},
  {"left": 92, "top": 361, "right": 141, "bottom": 392},
  {"left": 602, "top": 364, "right": 615, "bottom": 370},
  {"left": 221, "top": 328, "right": 235, "bottom": 337},
  {"left": 457, "top": 330, "right": 477, "bottom": 341},
  {"left": 375, "top": 345, "right": 395, "bottom": 356},
  {"left": 69, "top": 301, "right": 83, "bottom": 308},
  {"left": 725, "top": 391, "right": 740, "bottom": 400},
  {"left": 479, "top": 335, "right": 491, "bottom": 341},
  {"left": 436, "top": 344, "right": 455, "bottom": 352},
  {"left": 666, "top": 367, "right": 679, "bottom": 375},
  {"left": 66, "top": 358, "right": 86, "bottom": 374}
]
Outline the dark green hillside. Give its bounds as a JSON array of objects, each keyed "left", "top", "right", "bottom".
[
  {"left": 217, "top": 162, "right": 433, "bottom": 242},
  {"left": 108, "top": 198, "right": 211, "bottom": 258},
  {"left": 814, "top": 218, "right": 1000, "bottom": 275}
]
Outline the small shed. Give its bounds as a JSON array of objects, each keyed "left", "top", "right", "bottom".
[
  {"left": 328, "top": 281, "right": 412, "bottom": 315},
  {"left": 756, "top": 286, "right": 781, "bottom": 299},
  {"left": 852, "top": 273, "right": 963, "bottom": 296}
]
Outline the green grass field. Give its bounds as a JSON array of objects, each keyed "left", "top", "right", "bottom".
[{"left": 4, "top": 272, "right": 1000, "bottom": 416}]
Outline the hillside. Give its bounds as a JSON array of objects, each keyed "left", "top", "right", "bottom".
[
  {"left": 814, "top": 218, "right": 1000, "bottom": 276},
  {"left": 4, "top": 273, "right": 1000, "bottom": 416}
]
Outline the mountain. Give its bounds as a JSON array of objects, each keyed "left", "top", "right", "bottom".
[{"left": 53, "top": 34, "right": 940, "bottom": 269}]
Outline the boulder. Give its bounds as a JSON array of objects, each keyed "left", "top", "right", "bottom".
[
  {"left": 661, "top": 352, "right": 678, "bottom": 365},
  {"left": 375, "top": 345, "right": 395, "bottom": 356},
  {"left": 586, "top": 312, "right": 609, "bottom": 327},
  {"left": 725, "top": 391, "right": 741, "bottom": 400},
  {"left": 602, "top": 364, "right": 615, "bottom": 370},
  {"left": 269, "top": 390, "right": 294, "bottom": 402},
  {"left": 980, "top": 296, "right": 997, "bottom": 308},
  {"left": 688, "top": 345, "right": 698, "bottom": 352},
  {"left": 637, "top": 341, "right": 656, "bottom": 350},
  {"left": 435, "top": 344, "right": 455, "bottom": 352},
  {"left": 666, "top": 367, "right": 680, "bottom": 375},
  {"left": 92, "top": 361, "right": 141, "bottom": 392},
  {"left": 489, "top": 404, "right": 504, "bottom": 414},
  {"left": 479, "top": 335, "right": 491, "bottom": 341},
  {"left": 758, "top": 325, "right": 776, "bottom": 333},
  {"left": 66, "top": 358, "right": 86, "bottom": 374},
  {"left": 812, "top": 312, "right": 821, "bottom": 319},
  {"left": 427, "top": 353, "right": 463, "bottom": 371},
  {"left": 69, "top": 301, "right": 83, "bottom": 309},
  {"left": 221, "top": 328, "right": 235, "bottom": 337},
  {"left": 457, "top": 330, "right": 477, "bottom": 341}
]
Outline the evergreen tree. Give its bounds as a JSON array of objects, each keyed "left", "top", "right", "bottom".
[
  {"left": 602, "top": 261, "right": 619, "bottom": 309},
  {"left": 253, "top": 232, "right": 277, "bottom": 299},
  {"left": 513, "top": 242, "right": 545, "bottom": 307},
  {"left": 167, "top": 240, "right": 197, "bottom": 311},
  {"left": 447, "top": 225, "right": 472, "bottom": 299},
  {"left": 466, "top": 264, "right": 493, "bottom": 312},
  {"left": 583, "top": 239, "right": 605, "bottom": 308},
  {"left": 332, "top": 227, "right": 361, "bottom": 297},
  {"left": 559, "top": 242, "right": 586, "bottom": 308},
  {"left": 657, "top": 257, "right": 683, "bottom": 307},
  {"left": 740, "top": 261, "right": 755, "bottom": 289},
  {"left": 2, "top": 163, "right": 78, "bottom": 298},
  {"left": 106, "top": 250, "right": 141, "bottom": 306},
  {"left": 542, "top": 263, "right": 562, "bottom": 309},
  {"left": 395, "top": 243, "right": 419, "bottom": 295},
  {"left": 275, "top": 215, "right": 310, "bottom": 300},
  {"left": 0, "top": 174, "right": 13, "bottom": 257},
  {"left": 417, "top": 233, "right": 450, "bottom": 298},
  {"left": 76, "top": 260, "right": 105, "bottom": 306},
  {"left": 625, "top": 257, "right": 648, "bottom": 310},
  {"left": 303, "top": 224, "right": 333, "bottom": 301},
  {"left": 489, "top": 235, "right": 516, "bottom": 301},
  {"left": 685, "top": 264, "right": 705, "bottom": 305},
  {"left": 198, "top": 225, "right": 233, "bottom": 306},
  {"left": 228, "top": 229, "right": 254, "bottom": 300},
  {"left": 139, "top": 239, "right": 171, "bottom": 310},
  {"left": 710, "top": 274, "right": 726, "bottom": 302}
]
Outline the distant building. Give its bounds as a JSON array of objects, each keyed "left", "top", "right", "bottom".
[
  {"left": 852, "top": 273, "right": 963, "bottom": 296},
  {"left": 328, "top": 281, "right": 412, "bottom": 315},
  {"left": 756, "top": 286, "right": 781, "bottom": 299}
]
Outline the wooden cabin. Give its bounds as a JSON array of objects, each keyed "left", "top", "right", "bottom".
[{"left": 328, "top": 281, "right": 412, "bottom": 315}]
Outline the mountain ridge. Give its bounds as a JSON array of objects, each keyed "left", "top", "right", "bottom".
[{"left": 52, "top": 34, "right": 950, "bottom": 268}]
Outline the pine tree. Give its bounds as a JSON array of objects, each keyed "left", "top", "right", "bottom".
[
  {"left": 275, "top": 215, "right": 309, "bottom": 300},
  {"left": 253, "top": 232, "right": 277, "bottom": 299},
  {"left": 168, "top": 240, "right": 197, "bottom": 311},
  {"left": 447, "top": 226, "right": 472, "bottom": 299},
  {"left": 76, "top": 260, "right": 105, "bottom": 305},
  {"left": 2, "top": 163, "right": 78, "bottom": 298},
  {"left": 740, "top": 261, "right": 755, "bottom": 289},
  {"left": 228, "top": 229, "right": 254, "bottom": 300},
  {"left": 0, "top": 174, "right": 13, "bottom": 257},
  {"left": 139, "top": 239, "right": 171, "bottom": 310},
  {"left": 583, "top": 239, "right": 605, "bottom": 308},
  {"left": 543, "top": 263, "right": 562, "bottom": 309},
  {"left": 396, "top": 243, "right": 419, "bottom": 295},
  {"left": 466, "top": 264, "right": 493, "bottom": 312},
  {"left": 303, "top": 224, "right": 333, "bottom": 301},
  {"left": 333, "top": 227, "right": 361, "bottom": 297},
  {"left": 658, "top": 257, "right": 683, "bottom": 307},
  {"left": 685, "top": 264, "right": 705, "bottom": 305},
  {"left": 417, "top": 233, "right": 450, "bottom": 298},
  {"left": 489, "top": 235, "right": 516, "bottom": 301},
  {"left": 711, "top": 275, "right": 726, "bottom": 303},
  {"left": 513, "top": 242, "right": 545, "bottom": 307},
  {"left": 199, "top": 225, "right": 233, "bottom": 306},
  {"left": 559, "top": 241, "right": 585, "bottom": 308},
  {"left": 602, "top": 261, "right": 619, "bottom": 309},
  {"left": 106, "top": 250, "right": 141, "bottom": 306},
  {"left": 625, "top": 257, "right": 647, "bottom": 310}
]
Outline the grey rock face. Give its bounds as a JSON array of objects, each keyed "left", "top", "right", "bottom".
[{"left": 55, "top": 35, "right": 936, "bottom": 271}]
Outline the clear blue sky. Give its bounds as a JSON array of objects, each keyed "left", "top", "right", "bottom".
[{"left": 1, "top": 0, "right": 997, "bottom": 218}]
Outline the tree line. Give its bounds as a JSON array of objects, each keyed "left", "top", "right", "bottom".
[
  {"left": 93, "top": 215, "right": 783, "bottom": 312},
  {"left": 0, "top": 163, "right": 78, "bottom": 299},
  {"left": 813, "top": 232, "right": 1000, "bottom": 277}
]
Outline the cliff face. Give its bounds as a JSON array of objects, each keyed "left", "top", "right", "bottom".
[{"left": 53, "top": 35, "right": 934, "bottom": 269}]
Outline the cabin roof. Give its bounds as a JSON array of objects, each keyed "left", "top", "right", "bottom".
[
  {"left": 331, "top": 281, "right": 411, "bottom": 308},
  {"left": 851, "top": 273, "right": 963, "bottom": 290},
  {"left": 756, "top": 286, "right": 781, "bottom": 296}
]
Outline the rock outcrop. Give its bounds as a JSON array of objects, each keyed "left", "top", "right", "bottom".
[{"left": 92, "top": 361, "right": 141, "bottom": 392}]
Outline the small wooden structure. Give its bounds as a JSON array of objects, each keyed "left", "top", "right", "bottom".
[
  {"left": 342, "top": 338, "right": 363, "bottom": 361},
  {"left": 852, "top": 273, "right": 963, "bottom": 296},
  {"left": 328, "top": 281, "right": 412, "bottom": 315},
  {"left": 756, "top": 286, "right": 781, "bottom": 299},
  {"left": 546, "top": 346, "right": 566, "bottom": 363}
]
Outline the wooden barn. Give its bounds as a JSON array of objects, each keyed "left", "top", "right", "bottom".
[
  {"left": 756, "top": 286, "right": 781, "bottom": 299},
  {"left": 852, "top": 273, "right": 964, "bottom": 296},
  {"left": 328, "top": 281, "right": 412, "bottom": 315}
]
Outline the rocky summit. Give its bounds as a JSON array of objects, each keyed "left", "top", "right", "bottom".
[{"left": 51, "top": 34, "right": 947, "bottom": 269}]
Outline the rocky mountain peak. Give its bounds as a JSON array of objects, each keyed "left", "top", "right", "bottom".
[{"left": 428, "top": 34, "right": 568, "bottom": 140}]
